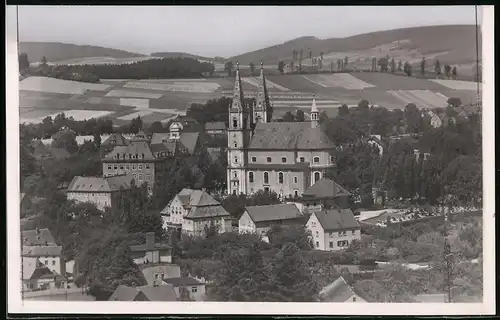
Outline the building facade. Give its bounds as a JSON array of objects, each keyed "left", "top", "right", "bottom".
[
  {"left": 238, "top": 203, "right": 306, "bottom": 235},
  {"left": 22, "top": 245, "right": 65, "bottom": 277},
  {"left": 129, "top": 232, "right": 172, "bottom": 265},
  {"left": 226, "top": 63, "right": 336, "bottom": 198}
]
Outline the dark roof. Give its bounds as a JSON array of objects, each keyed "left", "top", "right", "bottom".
[
  {"left": 303, "top": 178, "right": 351, "bottom": 198},
  {"left": 163, "top": 277, "right": 204, "bottom": 287},
  {"left": 150, "top": 132, "right": 199, "bottom": 155},
  {"left": 102, "top": 133, "right": 130, "bottom": 147},
  {"left": 22, "top": 228, "right": 57, "bottom": 246},
  {"left": 245, "top": 203, "right": 303, "bottom": 223},
  {"left": 22, "top": 245, "right": 63, "bottom": 257},
  {"left": 104, "top": 140, "right": 155, "bottom": 161},
  {"left": 319, "top": 276, "right": 361, "bottom": 302},
  {"left": 179, "top": 132, "right": 200, "bottom": 154},
  {"left": 186, "top": 205, "right": 231, "bottom": 219},
  {"left": 49, "top": 147, "right": 71, "bottom": 159},
  {"left": 249, "top": 122, "right": 335, "bottom": 150},
  {"left": 108, "top": 285, "right": 142, "bottom": 301},
  {"left": 313, "top": 209, "right": 360, "bottom": 231},
  {"left": 67, "top": 174, "right": 134, "bottom": 192},
  {"left": 139, "top": 284, "right": 178, "bottom": 301},
  {"left": 205, "top": 122, "right": 226, "bottom": 131}
]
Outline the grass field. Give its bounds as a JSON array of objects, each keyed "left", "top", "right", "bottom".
[{"left": 20, "top": 77, "right": 111, "bottom": 95}]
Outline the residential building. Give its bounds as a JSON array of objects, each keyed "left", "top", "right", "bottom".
[
  {"left": 205, "top": 121, "right": 227, "bottom": 136},
  {"left": 22, "top": 245, "right": 65, "bottom": 276},
  {"left": 238, "top": 203, "right": 306, "bottom": 235},
  {"left": 163, "top": 277, "right": 207, "bottom": 301},
  {"left": 161, "top": 188, "right": 232, "bottom": 236},
  {"left": 140, "top": 264, "right": 181, "bottom": 286},
  {"left": 108, "top": 284, "right": 178, "bottom": 301},
  {"left": 367, "top": 135, "right": 386, "bottom": 156},
  {"left": 129, "top": 232, "right": 172, "bottom": 265},
  {"left": 22, "top": 257, "right": 65, "bottom": 292},
  {"left": 306, "top": 208, "right": 361, "bottom": 251},
  {"left": 66, "top": 174, "right": 134, "bottom": 211},
  {"left": 318, "top": 276, "right": 367, "bottom": 302},
  {"left": 22, "top": 228, "right": 56, "bottom": 246},
  {"left": 300, "top": 178, "right": 352, "bottom": 211},
  {"left": 30, "top": 139, "right": 71, "bottom": 161},
  {"left": 100, "top": 132, "right": 130, "bottom": 155},
  {"left": 226, "top": 63, "right": 336, "bottom": 198}
]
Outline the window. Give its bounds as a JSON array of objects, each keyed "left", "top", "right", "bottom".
[
  {"left": 233, "top": 171, "right": 237, "bottom": 178},
  {"left": 161, "top": 273, "right": 165, "bottom": 280},
  {"left": 330, "top": 156, "right": 335, "bottom": 162},
  {"left": 155, "top": 274, "right": 159, "bottom": 280},
  {"left": 316, "top": 241, "right": 319, "bottom": 248},
  {"left": 139, "top": 174, "right": 143, "bottom": 181},
  {"left": 234, "top": 156, "right": 238, "bottom": 163},
  {"left": 138, "top": 164, "right": 143, "bottom": 170},
  {"left": 315, "top": 231, "right": 319, "bottom": 237},
  {"left": 264, "top": 187, "right": 270, "bottom": 192},
  {"left": 249, "top": 172, "right": 254, "bottom": 183},
  {"left": 133, "top": 173, "right": 137, "bottom": 179},
  {"left": 338, "top": 231, "right": 342, "bottom": 237},
  {"left": 313, "top": 157, "right": 320, "bottom": 163},
  {"left": 263, "top": 172, "right": 269, "bottom": 184},
  {"left": 294, "top": 190, "right": 298, "bottom": 197},
  {"left": 234, "top": 142, "right": 237, "bottom": 148},
  {"left": 281, "top": 157, "right": 287, "bottom": 163},
  {"left": 294, "top": 176, "right": 298, "bottom": 184},
  {"left": 233, "top": 117, "right": 238, "bottom": 128},
  {"left": 146, "top": 164, "right": 150, "bottom": 169},
  {"left": 352, "top": 230, "right": 356, "bottom": 235},
  {"left": 126, "top": 164, "right": 130, "bottom": 170},
  {"left": 107, "top": 165, "right": 112, "bottom": 170},
  {"left": 114, "top": 165, "right": 118, "bottom": 170},
  {"left": 314, "top": 172, "right": 321, "bottom": 183},
  {"left": 300, "top": 157, "right": 305, "bottom": 163},
  {"left": 44, "top": 260, "right": 48, "bottom": 265},
  {"left": 132, "top": 165, "right": 137, "bottom": 170},
  {"left": 251, "top": 157, "right": 257, "bottom": 162},
  {"left": 329, "top": 241, "right": 333, "bottom": 248},
  {"left": 192, "top": 287, "right": 198, "bottom": 293},
  {"left": 266, "top": 157, "right": 272, "bottom": 163},
  {"left": 146, "top": 174, "right": 151, "bottom": 181},
  {"left": 278, "top": 172, "right": 284, "bottom": 184},
  {"left": 120, "top": 165, "right": 124, "bottom": 170},
  {"left": 52, "top": 260, "right": 56, "bottom": 265},
  {"left": 337, "top": 240, "right": 349, "bottom": 247}
]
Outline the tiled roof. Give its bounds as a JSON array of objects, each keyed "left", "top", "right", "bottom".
[
  {"left": 108, "top": 285, "right": 142, "bottom": 301},
  {"left": 163, "top": 277, "right": 204, "bottom": 286},
  {"left": 103, "top": 141, "right": 155, "bottom": 161},
  {"left": 173, "top": 189, "right": 221, "bottom": 208},
  {"left": 102, "top": 133, "right": 130, "bottom": 146},
  {"left": 245, "top": 203, "right": 303, "bottom": 223},
  {"left": 150, "top": 132, "right": 199, "bottom": 155},
  {"left": 313, "top": 208, "right": 360, "bottom": 232},
  {"left": 67, "top": 174, "right": 134, "bottom": 192},
  {"left": 22, "top": 228, "right": 57, "bottom": 246},
  {"left": 303, "top": 178, "right": 351, "bottom": 198},
  {"left": 249, "top": 122, "right": 335, "bottom": 150},
  {"left": 186, "top": 205, "right": 230, "bottom": 219},
  {"left": 22, "top": 257, "right": 40, "bottom": 280},
  {"left": 319, "top": 276, "right": 359, "bottom": 302},
  {"left": 179, "top": 132, "right": 200, "bottom": 154},
  {"left": 22, "top": 245, "right": 62, "bottom": 257},
  {"left": 139, "top": 284, "right": 178, "bottom": 301},
  {"left": 150, "top": 133, "right": 170, "bottom": 145},
  {"left": 205, "top": 122, "right": 226, "bottom": 131}
]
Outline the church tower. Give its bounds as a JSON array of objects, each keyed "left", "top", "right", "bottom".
[
  {"left": 253, "top": 62, "right": 272, "bottom": 124},
  {"left": 310, "top": 94, "right": 319, "bottom": 128},
  {"left": 227, "top": 63, "right": 251, "bottom": 196}
]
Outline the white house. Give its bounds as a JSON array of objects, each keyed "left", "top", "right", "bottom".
[
  {"left": 22, "top": 257, "right": 65, "bottom": 292},
  {"left": 163, "top": 276, "right": 207, "bottom": 301},
  {"left": 161, "top": 188, "right": 232, "bottom": 236},
  {"left": 22, "top": 245, "right": 65, "bottom": 277},
  {"left": 306, "top": 208, "right": 361, "bottom": 251},
  {"left": 238, "top": 203, "right": 305, "bottom": 235}
]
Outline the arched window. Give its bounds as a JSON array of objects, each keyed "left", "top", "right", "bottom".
[
  {"left": 266, "top": 157, "right": 272, "bottom": 163},
  {"left": 233, "top": 117, "right": 238, "bottom": 128},
  {"left": 294, "top": 176, "right": 298, "bottom": 184},
  {"left": 278, "top": 172, "right": 284, "bottom": 184},
  {"left": 300, "top": 157, "right": 305, "bottom": 163},
  {"left": 313, "top": 157, "right": 320, "bottom": 163},
  {"left": 234, "top": 142, "right": 238, "bottom": 148},
  {"left": 281, "top": 157, "right": 287, "bottom": 163},
  {"left": 294, "top": 190, "right": 299, "bottom": 198},
  {"left": 233, "top": 171, "right": 237, "bottom": 178},
  {"left": 314, "top": 171, "right": 321, "bottom": 183},
  {"left": 234, "top": 156, "right": 238, "bottom": 163},
  {"left": 249, "top": 172, "right": 254, "bottom": 183},
  {"left": 264, "top": 172, "right": 269, "bottom": 184}
]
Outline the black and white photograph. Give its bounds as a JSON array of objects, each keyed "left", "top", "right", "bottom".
[{"left": 6, "top": 4, "right": 495, "bottom": 315}]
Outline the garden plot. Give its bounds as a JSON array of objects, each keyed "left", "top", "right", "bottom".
[
  {"left": 302, "top": 74, "right": 376, "bottom": 89},
  {"left": 119, "top": 98, "right": 150, "bottom": 109},
  {"left": 241, "top": 77, "right": 290, "bottom": 91},
  {"left": 105, "top": 89, "right": 163, "bottom": 99},
  {"left": 123, "top": 81, "right": 220, "bottom": 93},
  {"left": 430, "top": 79, "right": 480, "bottom": 91},
  {"left": 47, "top": 110, "right": 114, "bottom": 121},
  {"left": 20, "top": 77, "right": 111, "bottom": 95},
  {"left": 387, "top": 90, "right": 449, "bottom": 109}
]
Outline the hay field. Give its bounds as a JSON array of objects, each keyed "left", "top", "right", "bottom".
[
  {"left": 123, "top": 81, "right": 220, "bottom": 93},
  {"left": 20, "top": 77, "right": 111, "bottom": 95},
  {"left": 105, "top": 89, "right": 163, "bottom": 99},
  {"left": 430, "top": 79, "right": 480, "bottom": 91},
  {"left": 302, "top": 73, "right": 376, "bottom": 89}
]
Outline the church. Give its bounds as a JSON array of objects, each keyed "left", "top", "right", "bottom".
[{"left": 226, "top": 63, "right": 336, "bottom": 199}]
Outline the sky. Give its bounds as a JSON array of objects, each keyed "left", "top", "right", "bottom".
[{"left": 17, "top": 6, "right": 480, "bottom": 57}]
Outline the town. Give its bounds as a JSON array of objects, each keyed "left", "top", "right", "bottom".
[{"left": 17, "top": 8, "right": 483, "bottom": 303}]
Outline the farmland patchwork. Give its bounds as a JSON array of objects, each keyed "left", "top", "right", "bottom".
[{"left": 302, "top": 73, "right": 376, "bottom": 89}]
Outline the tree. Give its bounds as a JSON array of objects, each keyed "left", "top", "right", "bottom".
[
  {"left": 249, "top": 62, "right": 255, "bottom": 75},
  {"left": 344, "top": 56, "right": 349, "bottom": 68},
  {"left": 267, "top": 225, "right": 313, "bottom": 250},
  {"left": 296, "top": 109, "right": 305, "bottom": 122},
  {"left": 404, "top": 103, "right": 423, "bottom": 133},
  {"left": 19, "top": 53, "right": 30, "bottom": 71},
  {"left": 299, "top": 49, "right": 303, "bottom": 73},
  {"left": 51, "top": 128, "right": 78, "bottom": 154},
  {"left": 444, "top": 64, "right": 451, "bottom": 79},
  {"left": 377, "top": 57, "right": 389, "bottom": 72},
  {"left": 277, "top": 61, "right": 285, "bottom": 75},
  {"left": 289, "top": 61, "right": 295, "bottom": 73},
  {"left": 41, "top": 56, "right": 48, "bottom": 67},
  {"left": 435, "top": 60, "right": 442, "bottom": 76},
  {"left": 148, "top": 121, "right": 164, "bottom": 134},
  {"left": 129, "top": 116, "right": 143, "bottom": 134},
  {"left": 282, "top": 111, "right": 296, "bottom": 122},
  {"left": 268, "top": 243, "right": 318, "bottom": 302},
  {"left": 451, "top": 66, "right": 457, "bottom": 79},
  {"left": 390, "top": 58, "right": 396, "bottom": 73},
  {"left": 93, "top": 132, "right": 101, "bottom": 150},
  {"left": 309, "top": 50, "right": 313, "bottom": 60},
  {"left": 397, "top": 60, "right": 403, "bottom": 72},
  {"left": 447, "top": 97, "right": 462, "bottom": 108},
  {"left": 420, "top": 57, "right": 426, "bottom": 76},
  {"left": 320, "top": 52, "right": 324, "bottom": 60},
  {"left": 358, "top": 100, "right": 370, "bottom": 113},
  {"left": 338, "top": 104, "right": 350, "bottom": 117},
  {"left": 225, "top": 61, "right": 234, "bottom": 77}
]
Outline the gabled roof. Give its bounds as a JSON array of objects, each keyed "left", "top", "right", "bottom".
[
  {"left": 67, "top": 174, "right": 134, "bottom": 192},
  {"left": 204, "top": 122, "right": 226, "bottom": 131},
  {"left": 22, "top": 245, "right": 63, "bottom": 257},
  {"left": 109, "top": 285, "right": 178, "bottom": 301},
  {"left": 102, "top": 133, "right": 130, "bottom": 147},
  {"left": 319, "top": 276, "right": 362, "bottom": 302},
  {"left": 245, "top": 203, "right": 303, "bottom": 223},
  {"left": 179, "top": 132, "right": 200, "bottom": 154},
  {"left": 22, "top": 228, "right": 57, "bottom": 246},
  {"left": 249, "top": 122, "right": 334, "bottom": 150},
  {"left": 312, "top": 209, "right": 360, "bottom": 232},
  {"left": 103, "top": 140, "right": 155, "bottom": 161},
  {"left": 186, "top": 205, "right": 231, "bottom": 219},
  {"left": 22, "top": 257, "right": 40, "bottom": 280},
  {"left": 163, "top": 277, "right": 204, "bottom": 287},
  {"left": 108, "top": 285, "right": 143, "bottom": 301},
  {"left": 150, "top": 133, "right": 170, "bottom": 145},
  {"left": 149, "top": 132, "right": 199, "bottom": 155},
  {"left": 303, "top": 178, "right": 351, "bottom": 198}
]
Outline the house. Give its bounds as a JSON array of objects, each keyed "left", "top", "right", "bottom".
[
  {"left": 424, "top": 110, "right": 443, "bottom": 128},
  {"left": 22, "top": 228, "right": 56, "bottom": 246},
  {"left": 161, "top": 188, "right": 232, "bottom": 236},
  {"left": 66, "top": 174, "right": 134, "bottom": 211},
  {"left": 163, "top": 277, "right": 207, "bottom": 301},
  {"left": 226, "top": 64, "right": 336, "bottom": 197},
  {"left": 30, "top": 140, "right": 71, "bottom": 160},
  {"left": 108, "top": 284, "right": 178, "bottom": 301},
  {"left": 139, "top": 263, "right": 181, "bottom": 286},
  {"left": 318, "top": 276, "right": 366, "bottom": 302},
  {"left": 300, "top": 178, "right": 352, "bottom": 210},
  {"left": 129, "top": 232, "right": 172, "bottom": 265},
  {"left": 238, "top": 203, "right": 305, "bottom": 235},
  {"left": 22, "top": 257, "right": 65, "bottom": 292},
  {"left": 367, "top": 135, "right": 386, "bottom": 156},
  {"left": 204, "top": 121, "right": 227, "bottom": 136},
  {"left": 22, "top": 245, "right": 65, "bottom": 276},
  {"left": 100, "top": 133, "right": 130, "bottom": 155},
  {"left": 306, "top": 208, "right": 361, "bottom": 251}
]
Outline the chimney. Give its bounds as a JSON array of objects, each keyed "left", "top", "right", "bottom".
[{"left": 145, "top": 232, "right": 155, "bottom": 246}]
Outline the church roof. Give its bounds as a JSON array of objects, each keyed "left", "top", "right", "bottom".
[{"left": 249, "top": 122, "right": 335, "bottom": 150}]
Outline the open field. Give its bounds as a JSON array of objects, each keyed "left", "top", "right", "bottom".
[
  {"left": 20, "top": 77, "right": 111, "bottom": 95},
  {"left": 105, "top": 89, "right": 163, "bottom": 99},
  {"left": 430, "top": 79, "right": 480, "bottom": 91},
  {"left": 302, "top": 73, "right": 376, "bottom": 90},
  {"left": 123, "top": 81, "right": 220, "bottom": 93},
  {"left": 387, "top": 90, "right": 449, "bottom": 109}
]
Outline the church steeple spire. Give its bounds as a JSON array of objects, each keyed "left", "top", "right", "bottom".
[
  {"left": 311, "top": 94, "right": 319, "bottom": 128},
  {"left": 231, "top": 62, "right": 245, "bottom": 112},
  {"left": 254, "top": 61, "right": 271, "bottom": 123}
]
